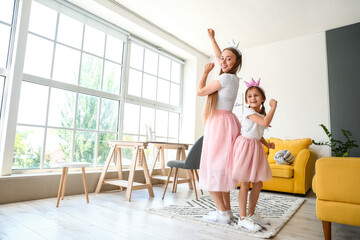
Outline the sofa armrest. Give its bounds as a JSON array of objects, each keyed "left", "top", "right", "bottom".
[
  {"left": 293, "top": 149, "right": 317, "bottom": 194},
  {"left": 314, "top": 157, "right": 360, "bottom": 204}
]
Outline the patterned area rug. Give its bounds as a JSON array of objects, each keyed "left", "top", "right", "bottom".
[{"left": 149, "top": 190, "right": 305, "bottom": 239}]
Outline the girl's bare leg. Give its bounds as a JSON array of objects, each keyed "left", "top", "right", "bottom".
[
  {"left": 239, "top": 182, "right": 250, "bottom": 218},
  {"left": 248, "top": 181, "right": 263, "bottom": 216}
]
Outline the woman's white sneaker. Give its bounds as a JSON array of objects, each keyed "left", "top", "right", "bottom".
[
  {"left": 203, "top": 210, "right": 231, "bottom": 224},
  {"left": 248, "top": 213, "right": 270, "bottom": 225},
  {"left": 237, "top": 217, "right": 262, "bottom": 232}
]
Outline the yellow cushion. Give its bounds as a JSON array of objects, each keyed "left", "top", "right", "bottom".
[
  {"left": 267, "top": 138, "right": 312, "bottom": 164},
  {"left": 269, "top": 164, "right": 294, "bottom": 178}
]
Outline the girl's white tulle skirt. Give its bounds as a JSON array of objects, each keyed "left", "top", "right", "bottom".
[
  {"left": 199, "top": 110, "right": 241, "bottom": 191},
  {"left": 232, "top": 135, "right": 272, "bottom": 183}
]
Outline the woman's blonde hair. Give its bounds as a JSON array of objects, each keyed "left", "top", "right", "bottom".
[{"left": 203, "top": 48, "right": 242, "bottom": 124}]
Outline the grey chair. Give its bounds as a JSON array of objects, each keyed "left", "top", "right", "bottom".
[{"left": 162, "top": 136, "right": 203, "bottom": 200}]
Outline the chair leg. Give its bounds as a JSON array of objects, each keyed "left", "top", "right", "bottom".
[
  {"left": 172, "top": 168, "right": 179, "bottom": 193},
  {"left": 81, "top": 167, "right": 89, "bottom": 203},
  {"left": 189, "top": 170, "right": 198, "bottom": 200},
  {"left": 162, "top": 168, "right": 173, "bottom": 199},
  {"left": 56, "top": 167, "right": 66, "bottom": 207},
  {"left": 61, "top": 167, "right": 69, "bottom": 200},
  {"left": 322, "top": 221, "right": 331, "bottom": 240},
  {"left": 194, "top": 170, "right": 203, "bottom": 195}
]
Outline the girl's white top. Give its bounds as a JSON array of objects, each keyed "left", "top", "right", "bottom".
[
  {"left": 216, "top": 73, "right": 239, "bottom": 111},
  {"left": 241, "top": 107, "right": 265, "bottom": 140}
]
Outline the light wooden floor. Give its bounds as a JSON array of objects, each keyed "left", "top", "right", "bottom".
[{"left": 1, "top": 184, "right": 359, "bottom": 240}]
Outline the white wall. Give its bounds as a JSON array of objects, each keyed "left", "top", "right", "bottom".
[{"left": 194, "top": 32, "right": 332, "bottom": 157}]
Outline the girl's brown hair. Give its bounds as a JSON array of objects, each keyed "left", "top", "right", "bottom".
[
  {"left": 203, "top": 48, "right": 242, "bottom": 124},
  {"left": 245, "top": 86, "right": 267, "bottom": 116}
]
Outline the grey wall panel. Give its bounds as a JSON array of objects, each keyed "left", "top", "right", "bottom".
[{"left": 326, "top": 22, "right": 360, "bottom": 157}]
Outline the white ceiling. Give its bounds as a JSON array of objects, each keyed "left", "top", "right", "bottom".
[{"left": 111, "top": 0, "right": 360, "bottom": 57}]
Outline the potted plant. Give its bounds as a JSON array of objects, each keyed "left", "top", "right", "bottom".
[{"left": 312, "top": 124, "right": 358, "bottom": 157}]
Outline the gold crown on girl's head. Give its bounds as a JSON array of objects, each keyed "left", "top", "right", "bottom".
[{"left": 227, "top": 40, "right": 242, "bottom": 56}]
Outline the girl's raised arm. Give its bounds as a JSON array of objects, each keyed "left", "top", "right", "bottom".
[{"left": 208, "top": 28, "right": 222, "bottom": 66}]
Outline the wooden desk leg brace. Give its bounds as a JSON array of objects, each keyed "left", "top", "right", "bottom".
[
  {"left": 126, "top": 147, "right": 154, "bottom": 201},
  {"left": 95, "top": 145, "right": 154, "bottom": 202}
]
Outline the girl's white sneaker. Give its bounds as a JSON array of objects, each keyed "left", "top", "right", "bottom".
[
  {"left": 237, "top": 217, "right": 262, "bottom": 232},
  {"left": 203, "top": 210, "right": 231, "bottom": 224},
  {"left": 248, "top": 213, "right": 270, "bottom": 225}
]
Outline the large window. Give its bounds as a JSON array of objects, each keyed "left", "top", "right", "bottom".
[
  {"left": 124, "top": 42, "right": 182, "bottom": 141},
  {"left": 13, "top": 1, "right": 124, "bottom": 169},
  {"left": 9, "top": 0, "right": 183, "bottom": 171}
]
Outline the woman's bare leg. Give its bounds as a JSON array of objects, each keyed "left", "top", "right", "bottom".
[{"left": 209, "top": 191, "right": 227, "bottom": 211}]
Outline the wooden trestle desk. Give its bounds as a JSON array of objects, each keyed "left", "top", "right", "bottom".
[{"left": 95, "top": 140, "right": 192, "bottom": 201}]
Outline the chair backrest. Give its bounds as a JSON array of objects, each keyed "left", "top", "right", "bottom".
[{"left": 183, "top": 136, "right": 203, "bottom": 170}]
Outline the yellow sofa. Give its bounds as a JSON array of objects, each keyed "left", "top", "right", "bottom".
[
  {"left": 260, "top": 137, "right": 317, "bottom": 195},
  {"left": 312, "top": 157, "right": 360, "bottom": 240}
]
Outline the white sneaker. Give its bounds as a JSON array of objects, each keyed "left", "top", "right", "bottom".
[
  {"left": 203, "top": 210, "right": 231, "bottom": 224},
  {"left": 227, "top": 210, "right": 236, "bottom": 221},
  {"left": 237, "top": 217, "right": 262, "bottom": 232},
  {"left": 248, "top": 213, "right": 270, "bottom": 225}
]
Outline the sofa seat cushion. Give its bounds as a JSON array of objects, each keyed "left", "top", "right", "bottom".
[
  {"left": 267, "top": 138, "right": 312, "bottom": 164},
  {"left": 269, "top": 164, "right": 294, "bottom": 178}
]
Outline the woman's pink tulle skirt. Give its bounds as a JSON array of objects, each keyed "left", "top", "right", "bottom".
[
  {"left": 199, "top": 110, "right": 241, "bottom": 192},
  {"left": 232, "top": 135, "right": 272, "bottom": 183}
]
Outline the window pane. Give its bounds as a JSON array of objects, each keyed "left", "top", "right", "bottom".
[
  {"left": 80, "top": 53, "right": 103, "bottom": 90},
  {"left": 57, "top": 14, "right": 83, "bottom": 49},
  {"left": 13, "top": 126, "right": 44, "bottom": 169},
  {"left": 170, "top": 83, "right": 180, "bottom": 106},
  {"left": 74, "top": 131, "right": 96, "bottom": 164},
  {"left": 123, "top": 103, "right": 139, "bottom": 134},
  {"left": 0, "top": 24, "right": 11, "bottom": 68},
  {"left": 45, "top": 128, "right": 73, "bottom": 167},
  {"left": 83, "top": 25, "right": 105, "bottom": 57},
  {"left": 140, "top": 106, "right": 155, "bottom": 135},
  {"left": 142, "top": 74, "right": 156, "bottom": 101},
  {"left": 98, "top": 133, "right": 116, "bottom": 166},
  {"left": 128, "top": 68, "right": 142, "bottom": 97},
  {"left": 168, "top": 112, "right": 179, "bottom": 138},
  {"left": 144, "top": 49, "right": 158, "bottom": 75},
  {"left": 157, "top": 79, "right": 170, "bottom": 104},
  {"left": 76, "top": 94, "right": 99, "bottom": 130},
  {"left": 158, "top": 55, "right": 170, "bottom": 80},
  {"left": 103, "top": 61, "right": 121, "bottom": 94},
  {"left": 24, "top": 34, "right": 54, "bottom": 78},
  {"left": 100, "top": 98, "right": 118, "bottom": 132},
  {"left": 17, "top": 82, "right": 48, "bottom": 125},
  {"left": 155, "top": 109, "right": 168, "bottom": 137},
  {"left": 48, "top": 88, "right": 76, "bottom": 128},
  {"left": 0, "top": 0, "right": 14, "bottom": 24},
  {"left": 28, "top": 1, "right": 57, "bottom": 40},
  {"left": 130, "top": 43, "right": 143, "bottom": 70},
  {"left": 105, "top": 35, "right": 123, "bottom": 63},
  {"left": 171, "top": 61, "right": 181, "bottom": 83},
  {"left": 52, "top": 44, "right": 80, "bottom": 84}
]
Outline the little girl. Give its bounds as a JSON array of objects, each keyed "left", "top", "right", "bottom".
[{"left": 232, "top": 78, "right": 277, "bottom": 232}]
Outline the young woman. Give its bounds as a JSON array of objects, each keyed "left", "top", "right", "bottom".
[{"left": 197, "top": 29, "right": 242, "bottom": 224}]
